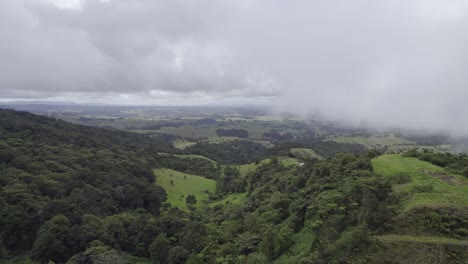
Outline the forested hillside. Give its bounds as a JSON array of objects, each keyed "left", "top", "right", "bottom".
[
  {"left": 0, "top": 109, "right": 173, "bottom": 262},
  {"left": 0, "top": 109, "right": 466, "bottom": 264}
]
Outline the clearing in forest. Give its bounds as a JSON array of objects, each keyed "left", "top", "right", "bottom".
[
  {"left": 331, "top": 134, "right": 414, "bottom": 149},
  {"left": 154, "top": 168, "right": 216, "bottom": 211}
]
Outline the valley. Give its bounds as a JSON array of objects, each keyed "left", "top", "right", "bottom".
[{"left": 0, "top": 106, "right": 467, "bottom": 263}]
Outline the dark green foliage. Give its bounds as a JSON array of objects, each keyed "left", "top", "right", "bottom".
[
  {"left": 149, "top": 235, "right": 170, "bottom": 264},
  {"left": 190, "top": 152, "right": 398, "bottom": 262},
  {"left": 295, "top": 136, "right": 368, "bottom": 157},
  {"left": 168, "top": 246, "right": 189, "bottom": 264},
  {"left": 32, "top": 214, "right": 74, "bottom": 263},
  {"left": 191, "top": 118, "right": 217, "bottom": 126},
  {"left": 185, "top": 140, "right": 268, "bottom": 164},
  {"left": 160, "top": 155, "right": 220, "bottom": 179},
  {"left": 0, "top": 109, "right": 169, "bottom": 259},
  {"left": 236, "top": 232, "right": 261, "bottom": 255},
  {"left": 262, "top": 130, "right": 294, "bottom": 141},
  {"left": 267, "top": 141, "right": 304, "bottom": 156},
  {"left": 216, "top": 128, "right": 249, "bottom": 138},
  {"left": 398, "top": 133, "right": 450, "bottom": 146},
  {"left": 259, "top": 231, "right": 282, "bottom": 260},
  {"left": 68, "top": 240, "right": 127, "bottom": 264},
  {"left": 179, "top": 222, "right": 207, "bottom": 253},
  {"left": 404, "top": 149, "right": 468, "bottom": 177},
  {"left": 322, "top": 225, "right": 370, "bottom": 262},
  {"left": 266, "top": 137, "right": 367, "bottom": 158},
  {"left": 390, "top": 206, "right": 468, "bottom": 238},
  {"left": 218, "top": 166, "right": 246, "bottom": 193},
  {"left": 186, "top": 194, "right": 197, "bottom": 205}
]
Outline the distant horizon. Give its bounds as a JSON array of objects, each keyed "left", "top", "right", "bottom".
[
  {"left": 2, "top": 0, "right": 468, "bottom": 134},
  {"left": 0, "top": 99, "right": 272, "bottom": 108}
]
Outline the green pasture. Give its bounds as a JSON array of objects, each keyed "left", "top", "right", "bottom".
[
  {"left": 372, "top": 154, "right": 468, "bottom": 209},
  {"left": 154, "top": 168, "right": 216, "bottom": 211}
]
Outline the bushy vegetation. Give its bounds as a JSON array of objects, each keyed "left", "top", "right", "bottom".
[
  {"left": 159, "top": 155, "right": 220, "bottom": 179},
  {"left": 295, "top": 136, "right": 368, "bottom": 157},
  {"left": 404, "top": 148, "right": 468, "bottom": 177},
  {"left": 0, "top": 109, "right": 171, "bottom": 262}
]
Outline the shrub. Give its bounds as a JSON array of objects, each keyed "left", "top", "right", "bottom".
[{"left": 388, "top": 173, "right": 412, "bottom": 184}]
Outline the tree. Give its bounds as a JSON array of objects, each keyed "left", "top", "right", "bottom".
[
  {"left": 186, "top": 194, "right": 197, "bottom": 206},
  {"left": 179, "top": 222, "right": 207, "bottom": 253},
  {"left": 168, "top": 246, "right": 189, "bottom": 264},
  {"left": 32, "top": 214, "right": 73, "bottom": 264},
  {"left": 259, "top": 231, "right": 281, "bottom": 261},
  {"left": 148, "top": 235, "right": 170, "bottom": 264}
]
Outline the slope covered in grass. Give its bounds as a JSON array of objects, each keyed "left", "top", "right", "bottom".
[
  {"left": 372, "top": 154, "right": 468, "bottom": 209},
  {"left": 236, "top": 157, "right": 300, "bottom": 177},
  {"left": 332, "top": 134, "right": 414, "bottom": 149},
  {"left": 154, "top": 168, "right": 216, "bottom": 210},
  {"left": 290, "top": 148, "right": 323, "bottom": 160}
]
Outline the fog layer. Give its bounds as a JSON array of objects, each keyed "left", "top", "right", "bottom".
[{"left": 1, "top": 0, "right": 468, "bottom": 133}]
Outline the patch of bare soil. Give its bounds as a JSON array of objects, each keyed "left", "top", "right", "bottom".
[{"left": 422, "top": 170, "right": 466, "bottom": 186}]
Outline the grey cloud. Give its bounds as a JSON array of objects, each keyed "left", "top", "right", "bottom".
[{"left": 1, "top": 0, "right": 468, "bottom": 133}]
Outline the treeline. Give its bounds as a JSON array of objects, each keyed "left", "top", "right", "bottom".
[
  {"left": 397, "top": 133, "right": 451, "bottom": 146},
  {"left": 262, "top": 130, "right": 294, "bottom": 141},
  {"left": 295, "top": 136, "right": 368, "bottom": 157},
  {"left": 129, "top": 118, "right": 218, "bottom": 131},
  {"left": 159, "top": 155, "right": 220, "bottom": 179},
  {"left": 216, "top": 128, "right": 249, "bottom": 138},
  {"left": 404, "top": 149, "right": 468, "bottom": 177},
  {"left": 265, "top": 139, "right": 367, "bottom": 159}
]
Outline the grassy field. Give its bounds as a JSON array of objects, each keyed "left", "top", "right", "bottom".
[
  {"left": 154, "top": 168, "right": 216, "bottom": 211},
  {"left": 279, "top": 156, "right": 302, "bottom": 166},
  {"left": 330, "top": 134, "right": 414, "bottom": 149},
  {"left": 237, "top": 159, "right": 271, "bottom": 177},
  {"left": 372, "top": 154, "right": 468, "bottom": 209},
  {"left": 290, "top": 148, "right": 323, "bottom": 160},
  {"left": 236, "top": 157, "right": 301, "bottom": 177}
]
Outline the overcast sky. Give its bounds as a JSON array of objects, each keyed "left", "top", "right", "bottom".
[{"left": 1, "top": 0, "right": 468, "bottom": 132}]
